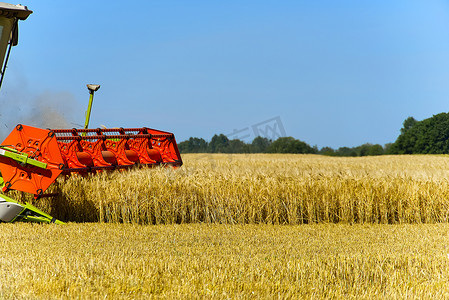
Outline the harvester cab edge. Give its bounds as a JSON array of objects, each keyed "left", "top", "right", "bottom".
[{"left": 0, "top": 3, "right": 32, "bottom": 90}]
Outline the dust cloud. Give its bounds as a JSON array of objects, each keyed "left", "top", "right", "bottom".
[{"left": 0, "top": 90, "right": 82, "bottom": 141}]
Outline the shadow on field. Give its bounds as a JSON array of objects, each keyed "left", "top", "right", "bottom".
[
  {"left": 46, "top": 188, "right": 99, "bottom": 222},
  {"left": 9, "top": 183, "right": 99, "bottom": 223}
]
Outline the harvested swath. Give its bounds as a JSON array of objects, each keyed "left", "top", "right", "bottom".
[
  {"left": 10, "top": 154, "right": 449, "bottom": 224},
  {"left": 1, "top": 223, "right": 449, "bottom": 298}
]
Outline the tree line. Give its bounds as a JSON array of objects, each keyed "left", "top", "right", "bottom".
[
  {"left": 178, "top": 113, "right": 449, "bottom": 156},
  {"left": 178, "top": 134, "right": 389, "bottom": 156},
  {"left": 179, "top": 135, "right": 315, "bottom": 154}
]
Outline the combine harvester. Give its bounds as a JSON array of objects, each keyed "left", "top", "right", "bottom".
[{"left": 0, "top": 3, "right": 182, "bottom": 223}]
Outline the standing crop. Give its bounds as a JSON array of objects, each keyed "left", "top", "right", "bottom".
[{"left": 11, "top": 154, "right": 449, "bottom": 224}]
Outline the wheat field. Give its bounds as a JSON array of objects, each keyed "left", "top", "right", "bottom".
[
  {"left": 2, "top": 223, "right": 449, "bottom": 299},
  {"left": 3, "top": 154, "right": 449, "bottom": 298},
  {"left": 13, "top": 153, "right": 449, "bottom": 224}
]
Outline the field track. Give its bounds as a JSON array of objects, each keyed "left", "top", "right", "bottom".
[{"left": 15, "top": 153, "right": 449, "bottom": 224}]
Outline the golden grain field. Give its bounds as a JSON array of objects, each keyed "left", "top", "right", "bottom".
[
  {"left": 2, "top": 223, "right": 449, "bottom": 299},
  {"left": 13, "top": 153, "right": 449, "bottom": 224},
  {"left": 4, "top": 154, "right": 449, "bottom": 299}
]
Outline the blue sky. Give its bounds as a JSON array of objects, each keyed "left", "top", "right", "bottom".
[{"left": 1, "top": 0, "right": 449, "bottom": 148}]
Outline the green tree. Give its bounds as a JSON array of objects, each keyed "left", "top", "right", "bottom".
[
  {"left": 389, "top": 113, "right": 449, "bottom": 154},
  {"left": 335, "top": 147, "right": 357, "bottom": 157},
  {"left": 178, "top": 137, "right": 208, "bottom": 153},
  {"left": 367, "top": 144, "right": 384, "bottom": 156},
  {"left": 383, "top": 143, "right": 393, "bottom": 154},
  {"left": 208, "top": 134, "right": 230, "bottom": 153},
  {"left": 267, "top": 137, "right": 316, "bottom": 154},
  {"left": 355, "top": 143, "right": 384, "bottom": 156},
  {"left": 401, "top": 116, "right": 417, "bottom": 134},
  {"left": 228, "top": 139, "right": 250, "bottom": 153},
  {"left": 319, "top": 147, "right": 335, "bottom": 156},
  {"left": 251, "top": 136, "right": 271, "bottom": 153}
]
